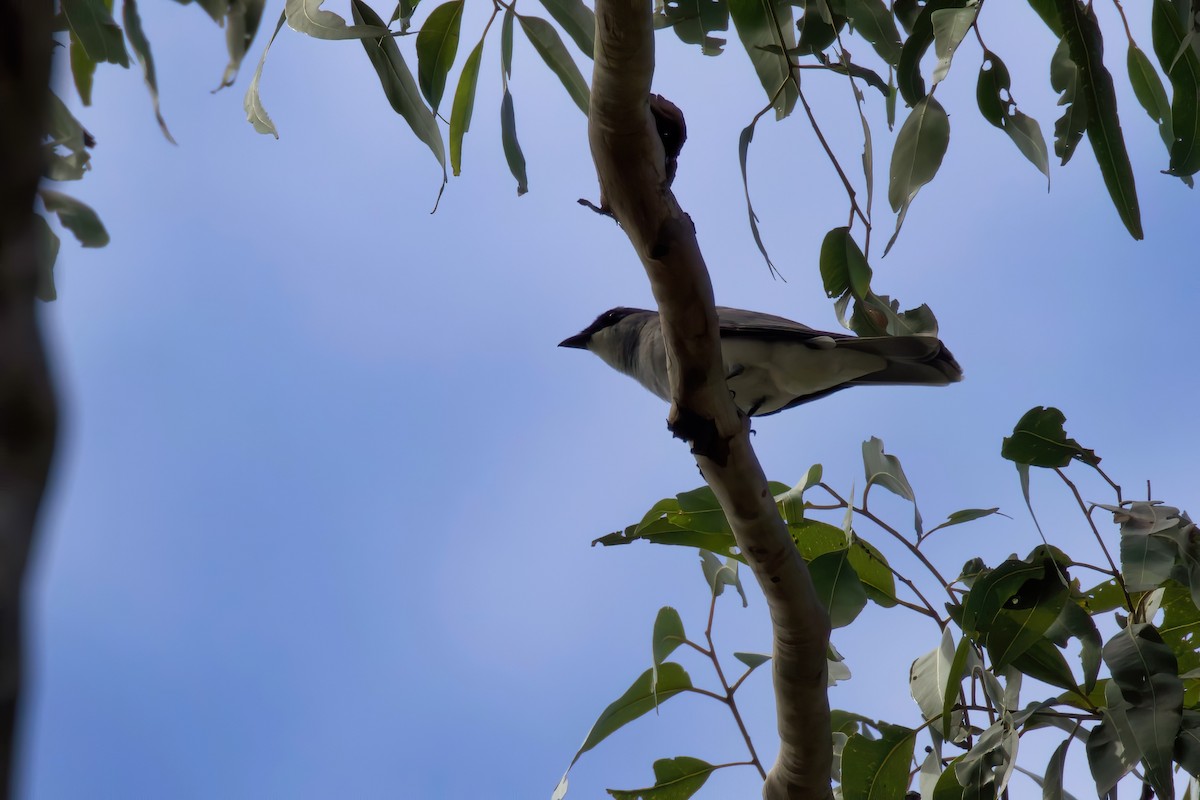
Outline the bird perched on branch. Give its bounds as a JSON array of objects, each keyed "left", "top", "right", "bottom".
[{"left": 559, "top": 307, "right": 962, "bottom": 417}]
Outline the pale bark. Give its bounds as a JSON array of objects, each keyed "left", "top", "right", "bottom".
[
  {"left": 587, "top": 2, "right": 833, "bottom": 798},
  {"left": 0, "top": 2, "right": 59, "bottom": 797}
]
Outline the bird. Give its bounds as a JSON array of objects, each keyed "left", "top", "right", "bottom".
[{"left": 559, "top": 306, "right": 962, "bottom": 417}]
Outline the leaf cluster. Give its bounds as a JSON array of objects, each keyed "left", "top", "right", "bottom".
[{"left": 572, "top": 407, "right": 1200, "bottom": 799}]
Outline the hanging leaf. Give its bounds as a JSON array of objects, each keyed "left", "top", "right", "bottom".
[
  {"left": 32, "top": 215, "right": 61, "bottom": 303},
  {"left": 1152, "top": 0, "right": 1200, "bottom": 177},
  {"left": 501, "top": 4, "right": 515, "bottom": 78},
  {"left": 500, "top": 88, "right": 529, "bottom": 195},
  {"left": 656, "top": 0, "right": 729, "bottom": 56},
  {"left": 536, "top": 0, "right": 595, "bottom": 57},
  {"left": 1049, "top": 37, "right": 1088, "bottom": 164},
  {"left": 929, "top": 4, "right": 977, "bottom": 86},
  {"left": 415, "top": 0, "right": 464, "bottom": 112},
  {"left": 819, "top": 226, "right": 872, "bottom": 299},
  {"left": 885, "top": 95, "right": 949, "bottom": 254},
  {"left": 808, "top": 548, "right": 868, "bottom": 628},
  {"left": 1055, "top": 0, "right": 1142, "bottom": 238},
  {"left": 896, "top": 0, "right": 966, "bottom": 106},
  {"left": 449, "top": 38, "right": 484, "bottom": 175},
  {"left": 243, "top": 10, "right": 288, "bottom": 137},
  {"left": 69, "top": 33, "right": 97, "bottom": 105},
  {"left": 218, "top": 0, "right": 268, "bottom": 89},
  {"left": 352, "top": 0, "right": 448, "bottom": 179},
  {"left": 738, "top": 118, "right": 779, "bottom": 275},
  {"left": 518, "top": 15, "right": 590, "bottom": 114},
  {"left": 123, "top": 0, "right": 176, "bottom": 143},
  {"left": 977, "top": 51, "right": 1050, "bottom": 184},
  {"left": 840, "top": 0, "right": 901, "bottom": 66},
  {"left": 728, "top": 0, "right": 798, "bottom": 119},
  {"left": 39, "top": 189, "right": 110, "bottom": 247},
  {"left": 61, "top": 0, "right": 130, "bottom": 66}
]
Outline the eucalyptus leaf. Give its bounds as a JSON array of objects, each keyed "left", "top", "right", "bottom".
[
  {"left": 39, "top": 189, "right": 109, "bottom": 247},
  {"left": 840, "top": 0, "right": 901, "bottom": 66},
  {"left": 243, "top": 10, "right": 287, "bottom": 137},
  {"left": 501, "top": 89, "right": 529, "bottom": 195},
  {"left": 519, "top": 15, "right": 590, "bottom": 114},
  {"left": 285, "top": 0, "right": 389, "bottom": 39},
  {"left": 738, "top": 118, "right": 779, "bottom": 275},
  {"left": 930, "top": 4, "right": 977, "bottom": 86},
  {"left": 415, "top": 0, "right": 464, "bottom": 111},
  {"left": 1056, "top": 0, "right": 1143, "bottom": 238},
  {"left": 1152, "top": 0, "right": 1200, "bottom": 177},
  {"left": 1000, "top": 406, "right": 1099, "bottom": 468},
  {"left": 219, "top": 0, "right": 267, "bottom": 89},
  {"left": 61, "top": 0, "right": 130, "bottom": 66},
  {"left": 862, "top": 437, "right": 922, "bottom": 535},
  {"left": 1050, "top": 37, "right": 1088, "bottom": 164},
  {"left": 352, "top": 0, "right": 447, "bottom": 179},
  {"left": 607, "top": 757, "right": 716, "bottom": 800},
  {"left": 449, "top": 38, "right": 484, "bottom": 175},
  {"left": 123, "top": 0, "right": 175, "bottom": 143},
  {"left": 885, "top": 95, "right": 949, "bottom": 254},
  {"left": 536, "top": 0, "right": 595, "bottom": 58},
  {"left": 841, "top": 724, "right": 917, "bottom": 800},
  {"left": 728, "top": 0, "right": 798, "bottom": 119},
  {"left": 808, "top": 548, "right": 868, "bottom": 628}
]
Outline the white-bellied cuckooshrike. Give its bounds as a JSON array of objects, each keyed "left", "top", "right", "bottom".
[{"left": 559, "top": 307, "right": 962, "bottom": 417}]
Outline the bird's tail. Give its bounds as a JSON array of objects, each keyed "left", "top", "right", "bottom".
[{"left": 838, "top": 336, "right": 963, "bottom": 386}]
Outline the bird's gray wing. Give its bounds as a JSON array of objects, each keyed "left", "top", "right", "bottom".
[{"left": 714, "top": 307, "right": 834, "bottom": 341}]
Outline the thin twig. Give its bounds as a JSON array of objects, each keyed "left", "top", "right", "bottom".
[
  {"left": 1053, "top": 467, "right": 1133, "bottom": 611},
  {"left": 704, "top": 590, "right": 767, "bottom": 779}
]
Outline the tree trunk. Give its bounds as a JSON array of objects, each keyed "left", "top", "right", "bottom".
[
  {"left": 587, "top": 2, "right": 833, "bottom": 798},
  {"left": 0, "top": 3, "right": 60, "bottom": 797}
]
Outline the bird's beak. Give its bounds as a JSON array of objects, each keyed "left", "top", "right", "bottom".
[{"left": 558, "top": 333, "right": 589, "bottom": 349}]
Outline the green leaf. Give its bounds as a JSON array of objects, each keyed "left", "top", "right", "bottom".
[
  {"left": 673, "top": 486, "right": 732, "bottom": 534},
  {"left": 728, "top": 0, "right": 798, "bottom": 120},
  {"left": 1158, "top": 580, "right": 1200, "bottom": 677},
  {"left": 930, "top": 4, "right": 977, "bottom": 85},
  {"left": 1011, "top": 636, "right": 1082, "bottom": 694},
  {"left": 849, "top": 536, "right": 897, "bottom": 608},
  {"left": 32, "top": 214, "right": 60, "bottom": 303},
  {"left": 983, "top": 565, "right": 1069, "bottom": 669},
  {"left": 43, "top": 91, "right": 93, "bottom": 181},
  {"left": 243, "top": 10, "right": 288, "bottom": 137},
  {"left": 518, "top": 15, "right": 590, "bottom": 115},
  {"left": 840, "top": 0, "right": 901, "bottom": 66},
  {"left": 896, "top": 0, "right": 965, "bottom": 106},
  {"left": 808, "top": 548, "right": 868, "bottom": 628},
  {"left": 976, "top": 52, "right": 1050, "bottom": 183},
  {"left": 818, "top": 226, "right": 872, "bottom": 299},
  {"left": 737, "top": 118, "right": 778, "bottom": 275},
  {"left": 1055, "top": 0, "right": 1143, "bottom": 238},
  {"left": 841, "top": 724, "right": 917, "bottom": 800},
  {"left": 651, "top": 606, "right": 685, "bottom": 670},
  {"left": 1115, "top": 503, "right": 1180, "bottom": 592},
  {"left": 61, "top": 0, "right": 130, "bottom": 66},
  {"left": 352, "top": 0, "right": 448, "bottom": 180},
  {"left": 910, "top": 626, "right": 968, "bottom": 740},
  {"left": 501, "top": 5, "right": 515, "bottom": 78},
  {"left": 1000, "top": 406, "right": 1099, "bottom": 468},
  {"left": 1102, "top": 623, "right": 1183, "bottom": 799},
  {"left": 218, "top": 0, "right": 267, "bottom": 89},
  {"left": 536, "top": 0, "right": 595, "bottom": 58},
  {"left": 655, "top": 0, "right": 729, "bottom": 56},
  {"left": 796, "top": 5, "right": 845, "bottom": 56},
  {"left": 449, "top": 38, "right": 484, "bottom": 176},
  {"left": 1128, "top": 42, "right": 1181, "bottom": 171},
  {"left": 788, "top": 518, "right": 848, "bottom": 561},
  {"left": 565, "top": 663, "right": 693, "bottom": 769},
  {"left": 862, "top": 437, "right": 922, "bottom": 535},
  {"left": 69, "top": 33, "right": 97, "bottom": 106},
  {"left": 699, "top": 551, "right": 747, "bottom": 606},
  {"left": 500, "top": 88, "right": 529, "bottom": 195},
  {"left": 39, "top": 189, "right": 109, "bottom": 247},
  {"left": 774, "top": 467, "right": 822, "bottom": 522},
  {"left": 1049, "top": 37, "right": 1088, "bottom": 165},
  {"left": 885, "top": 95, "right": 949, "bottom": 255},
  {"left": 1041, "top": 737, "right": 1072, "bottom": 800},
  {"left": 123, "top": 0, "right": 175, "bottom": 143},
  {"left": 1176, "top": 709, "right": 1200, "bottom": 779},
  {"left": 927, "top": 508, "right": 1002, "bottom": 536},
  {"left": 1026, "top": 0, "right": 1062, "bottom": 37},
  {"left": 734, "top": 651, "right": 771, "bottom": 670},
  {"left": 1044, "top": 600, "right": 1102, "bottom": 692},
  {"left": 285, "top": 0, "right": 389, "bottom": 39},
  {"left": 1152, "top": 0, "right": 1200, "bottom": 177},
  {"left": 607, "top": 757, "right": 716, "bottom": 800},
  {"left": 1085, "top": 687, "right": 1141, "bottom": 795},
  {"left": 414, "top": 0, "right": 463, "bottom": 111}
]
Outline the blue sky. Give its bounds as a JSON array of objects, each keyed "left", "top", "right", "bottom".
[{"left": 27, "top": 2, "right": 1198, "bottom": 798}]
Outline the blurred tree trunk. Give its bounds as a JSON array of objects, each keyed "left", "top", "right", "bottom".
[{"left": 0, "top": 3, "right": 59, "bottom": 797}]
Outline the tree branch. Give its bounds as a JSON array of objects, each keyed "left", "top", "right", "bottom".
[
  {"left": 0, "top": 3, "right": 59, "bottom": 797},
  {"left": 588, "top": 2, "right": 832, "bottom": 797}
]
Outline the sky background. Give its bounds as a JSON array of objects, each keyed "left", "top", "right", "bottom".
[{"left": 25, "top": 1, "right": 1198, "bottom": 798}]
